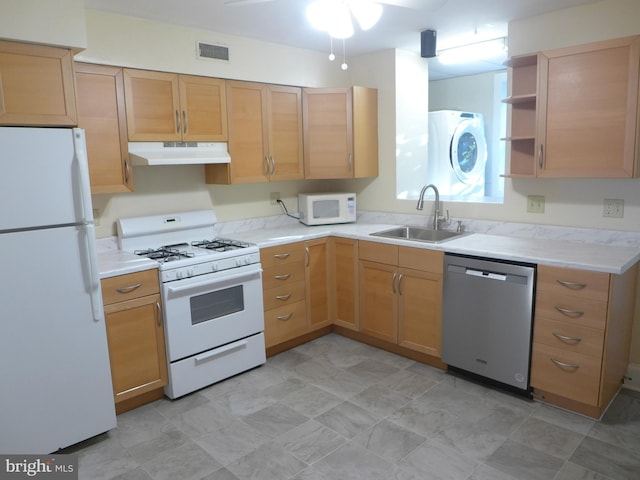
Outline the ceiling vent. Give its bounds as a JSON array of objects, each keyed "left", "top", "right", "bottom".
[{"left": 197, "top": 41, "right": 230, "bottom": 61}]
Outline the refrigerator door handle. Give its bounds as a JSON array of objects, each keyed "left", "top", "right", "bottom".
[
  {"left": 82, "top": 224, "right": 103, "bottom": 322},
  {"left": 73, "top": 128, "right": 94, "bottom": 224}
]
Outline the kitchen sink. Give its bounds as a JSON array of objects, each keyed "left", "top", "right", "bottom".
[{"left": 370, "top": 225, "right": 465, "bottom": 244}]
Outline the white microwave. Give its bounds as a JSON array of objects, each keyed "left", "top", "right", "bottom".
[{"left": 298, "top": 193, "right": 356, "bottom": 226}]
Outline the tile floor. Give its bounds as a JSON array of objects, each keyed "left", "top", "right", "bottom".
[{"left": 65, "top": 334, "right": 640, "bottom": 480}]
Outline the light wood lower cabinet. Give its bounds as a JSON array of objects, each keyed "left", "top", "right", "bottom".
[
  {"left": 331, "top": 237, "right": 359, "bottom": 331},
  {"left": 358, "top": 241, "right": 443, "bottom": 357},
  {"left": 261, "top": 239, "right": 331, "bottom": 350},
  {"left": 101, "top": 269, "right": 168, "bottom": 414},
  {"left": 0, "top": 40, "right": 77, "bottom": 126},
  {"left": 531, "top": 264, "right": 638, "bottom": 418}
]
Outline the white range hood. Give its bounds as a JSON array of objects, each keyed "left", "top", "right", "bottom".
[{"left": 129, "top": 142, "right": 231, "bottom": 166}]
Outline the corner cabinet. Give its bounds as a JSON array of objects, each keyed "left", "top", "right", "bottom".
[
  {"left": 302, "top": 86, "right": 378, "bottom": 179},
  {"left": 0, "top": 40, "right": 77, "bottom": 126},
  {"left": 331, "top": 237, "right": 359, "bottom": 331},
  {"left": 123, "top": 68, "right": 227, "bottom": 142},
  {"left": 206, "top": 81, "right": 304, "bottom": 184},
  {"left": 531, "top": 263, "right": 638, "bottom": 418},
  {"left": 101, "top": 269, "right": 168, "bottom": 414},
  {"left": 358, "top": 241, "right": 443, "bottom": 358},
  {"left": 75, "top": 63, "right": 133, "bottom": 194},
  {"left": 505, "top": 35, "right": 640, "bottom": 178}
]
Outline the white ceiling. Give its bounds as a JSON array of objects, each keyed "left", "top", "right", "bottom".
[{"left": 83, "top": 0, "right": 600, "bottom": 80}]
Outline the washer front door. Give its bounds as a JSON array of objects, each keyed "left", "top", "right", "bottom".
[{"left": 449, "top": 117, "right": 487, "bottom": 184}]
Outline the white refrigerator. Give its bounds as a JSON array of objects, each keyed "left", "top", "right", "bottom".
[{"left": 0, "top": 127, "right": 116, "bottom": 453}]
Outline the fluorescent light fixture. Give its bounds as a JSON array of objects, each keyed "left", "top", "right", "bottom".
[{"left": 438, "top": 37, "right": 507, "bottom": 65}]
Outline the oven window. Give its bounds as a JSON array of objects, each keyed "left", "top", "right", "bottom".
[{"left": 190, "top": 285, "right": 244, "bottom": 325}]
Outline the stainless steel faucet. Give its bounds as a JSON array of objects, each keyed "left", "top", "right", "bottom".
[{"left": 417, "top": 184, "right": 440, "bottom": 230}]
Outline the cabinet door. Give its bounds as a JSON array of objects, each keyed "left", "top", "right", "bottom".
[
  {"left": 359, "top": 260, "right": 398, "bottom": 343},
  {"left": 305, "top": 238, "right": 332, "bottom": 330},
  {"left": 268, "top": 85, "right": 304, "bottom": 181},
  {"left": 226, "top": 81, "right": 270, "bottom": 183},
  {"left": 303, "top": 87, "right": 353, "bottom": 179},
  {"left": 179, "top": 75, "right": 227, "bottom": 142},
  {"left": 104, "top": 294, "right": 168, "bottom": 404},
  {"left": 332, "top": 237, "right": 359, "bottom": 330},
  {"left": 123, "top": 68, "right": 181, "bottom": 141},
  {"left": 397, "top": 268, "right": 442, "bottom": 357},
  {"left": 537, "top": 36, "right": 640, "bottom": 177},
  {"left": 76, "top": 63, "right": 133, "bottom": 194},
  {"left": 0, "top": 40, "right": 77, "bottom": 126},
  {"left": 353, "top": 86, "right": 379, "bottom": 178}
]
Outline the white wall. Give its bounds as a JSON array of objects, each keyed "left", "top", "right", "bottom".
[{"left": 0, "top": 0, "right": 87, "bottom": 49}]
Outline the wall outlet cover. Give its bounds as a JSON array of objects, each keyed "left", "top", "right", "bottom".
[
  {"left": 527, "top": 195, "right": 545, "bottom": 214},
  {"left": 603, "top": 198, "right": 624, "bottom": 218}
]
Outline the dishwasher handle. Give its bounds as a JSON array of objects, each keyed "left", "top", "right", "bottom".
[{"left": 465, "top": 268, "right": 507, "bottom": 281}]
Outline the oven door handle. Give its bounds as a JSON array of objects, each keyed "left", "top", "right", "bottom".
[
  {"left": 165, "top": 268, "right": 262, "bottom": 297},
  {"left": 194, "top": 339, "right": 248, "bottom": 365}
]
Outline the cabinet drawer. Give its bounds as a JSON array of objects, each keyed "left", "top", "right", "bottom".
[
  {"left": 264, "top": 300, "right": 308, "bottom": 347},
  {"left": 399, "top": 246, "right": 443, "bottom": 273},
  {"left": 101, "top": 269, "right": 159, "bottom": 305},
  {"left": 531, "top": 342, "right": 601, "bottom": 406},
  {"left": 263, "top": 281, "right": 306, "bottom": 311},
  {"left": 359, "top": 240, "right": 398, "bottom": 264},
  {"left": 260, "top": 243, "right": 305, "bottom": 268},
  {"left": 533, "top": 317, "right": 604, "bottom": 358},
  {"left": 262, "top": 262, "right": 305, "bottom": 290},
  {"left": 537, "top": 265, "right": 609, "bottom": 301},
  {"left": 535, "top": 291, "right": 607, "bottom": 330}
]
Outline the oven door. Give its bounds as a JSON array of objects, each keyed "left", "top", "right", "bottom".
[{"left": 162, "top": 263, "right": 264, "bottom": 362}]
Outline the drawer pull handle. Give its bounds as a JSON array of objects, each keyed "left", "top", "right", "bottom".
[
  {"left": 552, "top": 332, "right": 582, "bottom": 344},
  {"left": 276, "top": 313, "right": 293, "bottom": 321},
  {"left": 275, "top": 273, "right": 291, "bottom": 280},
  {"left": 274, "top": 253, "right": 291, "bottom": 259},
  {"left": 116, "top": 283, "right": 142, "bottom": 293},
  {"left": 276, "top": 294, "right": 292, "bottom": 301},
  {"left": 556, "top": 279, "right": 587, "bottom": 290},
  {"left": 551, "top": 358, "right": 580, "bottom": 370},
  {"left": 554, "top": 306, "right": 584, "bottom": 317}
]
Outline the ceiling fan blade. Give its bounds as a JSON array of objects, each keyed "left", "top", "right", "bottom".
[{"left": 378, "top": 0, "right": 446, "bottom": 10}]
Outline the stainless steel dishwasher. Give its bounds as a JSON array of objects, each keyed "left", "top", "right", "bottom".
[{"left": 442, "top": 254, "right": 536, "bottom": 394}]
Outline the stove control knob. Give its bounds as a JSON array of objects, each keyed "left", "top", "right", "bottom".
[
  {"left": 187, "top": 268, "right": 194, "bottom": 277},
  {"left": 211, "top": 263, "right": 218, "bottom": 272},
  {"left": 235, "top": 259, "right": 242, "bottom": 267},
  {"left": 176, "top": 271, "right": 183, "bottom": 280}
]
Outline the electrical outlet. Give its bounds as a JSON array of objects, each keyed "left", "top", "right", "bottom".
[
  {"left": 93, "top": 208, "right": 100, "bottom": 226},
  {"left": 603, "top": 198, "right": 624, "bottom": 218},
  {"left": 527, "top": 195, "right": 545, "bottom": 214},
  {"left": 270, "top": 192, "right": 280, "bottom": 205}
]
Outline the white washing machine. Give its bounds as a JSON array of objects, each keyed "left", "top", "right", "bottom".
[{"left": 427, "top": 110, "right": 488, "bottom": 197}]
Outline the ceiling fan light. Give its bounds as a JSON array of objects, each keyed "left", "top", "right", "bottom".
[
  {"left": 306, "top": 0, "right": 338, "bottom": 32},
  {"left": 348, "top": 0, "right": 382, "bottom": 31},
  {"left": 328, "top": 2, "right": 354, "bottom": 39}
]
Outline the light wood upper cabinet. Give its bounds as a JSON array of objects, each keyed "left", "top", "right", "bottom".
[
  {"left": 506, "top": 35, "right": 640, "bottom": 178},
  {"left": 0, "top": 40, "right": 77, "bottom": 126},
  {"left": 303, "top": 86, "right": 378, "bottom": 179},
  {"left": 206, "top": 81, "right": 303, "bottom": 184},
  {"left": 123, "top": 68, "right": 227, "bottom": 142},
  {"left": 75, "top": 63, "right": 133, "bottom": 194}
]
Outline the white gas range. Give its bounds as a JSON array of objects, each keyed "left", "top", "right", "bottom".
[{"left": 117, "top": 210, "right": 265, "bottom": 399}]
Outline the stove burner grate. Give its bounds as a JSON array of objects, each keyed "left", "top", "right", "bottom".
[
  {"left": 191, "top": 238, "right": 251, "bottom": 252},
  {"left": 134, "top": 246, "right": 195, "bottom": 263}
]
